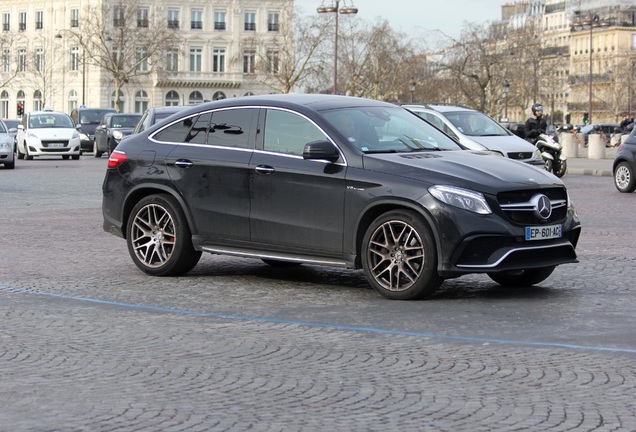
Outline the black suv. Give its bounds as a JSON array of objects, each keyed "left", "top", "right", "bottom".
[
  {"left": 70, "top": 107, "right": 116, "bottom": 153},
  {"left": 102, "top": 95, "right": 581, "bottom": 300}
]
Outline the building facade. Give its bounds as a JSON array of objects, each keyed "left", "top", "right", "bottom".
[{"left": 0, "top": 0, "right": 291, "bottom": 118}]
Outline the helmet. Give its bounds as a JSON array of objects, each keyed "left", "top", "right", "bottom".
[{"left": 532, "top": 103, "right": 544, "bottom": 116}]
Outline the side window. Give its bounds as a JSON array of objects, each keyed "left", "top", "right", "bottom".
[
  {"left": 264, "top": 109, "right": 327, "bottom": 156},
  {"left": 207, "top": 108, "right": 257, "bottom": 148},
  {"left": 153, "top": 114, "right": 199, "bottom": 143}
]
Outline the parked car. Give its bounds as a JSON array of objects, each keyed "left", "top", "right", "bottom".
[
  {"left": 93, "top": 113, "right": 142, "bottom": 157},
  {"left": 613, "top": 126, "right": 636, "bottom": 193},
  {"left": 132, "top": 105, "right": 190, "bottom": 135},
  {"left": 0, "top": 119, "right": 15, "bottom": 169},
  {"left": 404, "top": 104, "right": 545, "bottom": 167},
  {"left": 70, "top": 107, "right": 117, "bottom": 153},
  {"left": 102, "top": 94, "right": 581, "bottom": 300},
  {"left": 16, "top": 109, "right": 81, "bottom": 160},
  {"left": 580, "top": 123, "right": 620, "bottom": 146},
  {"left": 2, "top": 119, "right": 19, "bottom": 145}
]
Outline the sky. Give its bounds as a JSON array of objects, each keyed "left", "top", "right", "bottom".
[{"left": 295, "top": 0, "right": 506, "bottom": 46}]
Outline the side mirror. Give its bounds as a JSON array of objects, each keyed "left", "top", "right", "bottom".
[
  {"left": 303, "top": 140, "right": 340, "bottom": 162},
  {"left": 8, "top": 127, "right": 17, "bottom": 134}
]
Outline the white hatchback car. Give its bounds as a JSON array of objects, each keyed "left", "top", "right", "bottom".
[
  {"left": 404, "top": 104, "right": 544, "bottom": 167},
  {"left": 16, "top": 109, "right": 81, "bottom": 160}
]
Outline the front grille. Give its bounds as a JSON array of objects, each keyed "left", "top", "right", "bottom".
[
  {"left": 497, "top": 187, "right": 567, "bottom": 225},
  {"left": 40, "top": 140, "right": 70, "bottom": 152},
  {"left": 507, "top": 152, "right": 534, "bottom": 160}
]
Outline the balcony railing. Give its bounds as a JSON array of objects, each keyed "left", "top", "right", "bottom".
[
  {"left": 191, "top": 21, "right": 202, "bottom": 30},
  {"left": 168, "top": 20, "right": 179, "bottom": 29}
]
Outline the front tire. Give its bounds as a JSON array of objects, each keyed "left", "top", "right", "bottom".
[
  {"left": 93, "top": 141, "right": 103, "bottom": 158},
  {"left": 488, "top": 266, "right": 555, "bottom": 287},
  {"left": 16, "top": 144, "right": 25, "bottom": 160},
  {"left": 614, "top": 161, "right": 636, "bottom": 193},
  {"left": 553, "top": 158, "right": 566, "bottom": 178},
  {"left": 126, "top": 194, "right": 202, "bottom": 276},
  {"left": 361, "top": 210, "right": 442, "bottom": 300}
]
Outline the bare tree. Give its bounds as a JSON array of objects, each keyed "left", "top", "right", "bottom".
[
  {"left": 21, "top": 35, "right": 64, "bottom": 108},
  {"left": 335, "top": 19, "right": 417, "bottom": 101},
  {"left": 0, "top": 32, "right": 24, "bottom": 89},
  {"left": 70, "top": 0, "right": 183, "bottom": 111},
  {"left": 240, "top": 8, "right": 329, "bottom": 94}
]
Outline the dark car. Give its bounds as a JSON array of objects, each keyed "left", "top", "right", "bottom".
[
  {"left": 93, "top": 113, "right": 142, "bottom": 157},
  {"left": 70, "top": 107, "right": 117, "bottom": 153},
  {"left": 613, "top": 126, "right": 636, "bottom": 193},
  {"left": 132, "top": 105, "right": 190, "bottom": 135},
  {"left": 102, "top": 94, "right": 581, "bottom": 300},
  {"left": 580, "top": 123, "right": 620, "bottom": 146}
]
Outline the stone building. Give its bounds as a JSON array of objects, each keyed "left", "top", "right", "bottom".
[{"left": 0, "top": 0, "right": 291, "bottom": 118}]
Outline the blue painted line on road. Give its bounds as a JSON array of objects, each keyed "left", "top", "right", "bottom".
[{"left": 3, "top": 284, "right": 636, "bottom": 355}]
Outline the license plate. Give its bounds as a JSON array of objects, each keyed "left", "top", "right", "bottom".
[
  {"left": 48, "top": 143, "right": 64, "bottom": 148},
  {"left": 525, "top": 224, "right": 562, "bottom": 241}
]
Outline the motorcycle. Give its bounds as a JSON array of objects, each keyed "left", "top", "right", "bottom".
[{"left": 533, "top": 132, "right": 567, "bottom": 178}]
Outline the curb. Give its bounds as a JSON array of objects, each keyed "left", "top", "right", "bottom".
[{"left": 566, "top": 168, "right": 612, "bottom": 177}]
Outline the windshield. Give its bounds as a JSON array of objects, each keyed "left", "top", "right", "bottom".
[
  {"left": 111, "top": 115, "right": 142, "bottom": 128},
  {"left": 29, "top": 113, "right": 74, "bottom": 129},
  {"left": 80, "top": 110, "right": 113, "bottom": 125},
  {"left": 0, "top": 122, "right": 6, "bottom": 133},
  {"left": 322, "top": 106, "right": 461, "bottom": 153},
  {"left": 443, "top": 111, "right": 510, "bottom": 137}
]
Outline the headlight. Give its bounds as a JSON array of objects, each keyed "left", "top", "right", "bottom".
[
  {"left": 80, "top": 133, "right": 89, "bottom": 140},
  {"left": 0, "top": 142, "right": 10, "bottom": 150},
  {"left": 534, "top": 149, "right": 542, "bottom": 159},
  {"left": 429, "top": 185, "right": 492, "bottom": 214},
  {"left": 73, "top": 131, "right": 81, "bottom": 139},
  {"left": 113, "top": 130, "right": 123, "bottom": 140}
]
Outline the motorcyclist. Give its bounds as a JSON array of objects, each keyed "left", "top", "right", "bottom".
[{"left": 525, "top": 102, "right": 548, "bottom": 141}]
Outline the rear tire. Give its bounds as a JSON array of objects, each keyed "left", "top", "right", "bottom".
[
  {"left": 126, "top": 194, "right": 202, "bottom": 276},
  {"left": 488, "top": 266, "right": 555, "bottom": 287},
  {"left": 361, "top": 210, "right": 442, "bottom": 300}
]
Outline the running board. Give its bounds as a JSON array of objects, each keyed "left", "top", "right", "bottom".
[{"left": 201, "top": 246, "right": 351, "bottom": 267}]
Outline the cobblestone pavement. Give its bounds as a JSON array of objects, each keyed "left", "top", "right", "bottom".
[{"left": 1, "top": 157, "right": 636, "bottom": 431}]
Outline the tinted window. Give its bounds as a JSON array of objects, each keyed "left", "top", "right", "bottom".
[
  {"left": 208, "top": 108, "right": 256, "bottom": 148},
  {"left": 153, "top": 114, "right": 199, "bottom": 143},
  {"left": 153, "top": 108, "right": 257, "bottom": 148},
  {"left": 264, "top": 109, "right": 327, "bottom": 156}
]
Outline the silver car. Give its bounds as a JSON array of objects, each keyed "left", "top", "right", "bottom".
[
  {"left": 404, "top": 104, "right": 544, "bottom": 167},
  {"left": 0, "top": 119, "right": 15, "bottom": 169}
]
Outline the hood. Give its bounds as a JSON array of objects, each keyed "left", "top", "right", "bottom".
[
  {"left": 363, "top": 150, "right": 560, "bottom": 194},
  {"left": 463, "top": 134, "right": 536, "bottom": 153},
  {"left": 31, "top": 128, "right": 77, "bottom": 140}
]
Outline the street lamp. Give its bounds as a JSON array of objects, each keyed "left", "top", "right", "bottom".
[
  {"left": 503, "top": 79, "right": 510, "bottom": 121},
  {"left": 408, "top": 77, "right": 416, "bottom": 103},
  {"left": 574, "top": 13, "right": 610, "bottom": 125},
  {"left": 317, "top": 1, "right": 358, "bottom": 95}
]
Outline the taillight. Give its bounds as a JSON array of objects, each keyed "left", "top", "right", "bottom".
[{"left": 107, "top": 151, "right": 127, "bottom": 168}]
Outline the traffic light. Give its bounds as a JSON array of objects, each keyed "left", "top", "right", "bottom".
[
  {"left": 17, "top": 102, "right": 23, "bottom": 116},
  {"left": 583, "top": 112, "right": 589, "bottom": 124}
]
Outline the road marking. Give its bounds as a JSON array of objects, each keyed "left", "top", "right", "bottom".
[{"left": 3, "top": 284, "right": 636, "bottom": 354}]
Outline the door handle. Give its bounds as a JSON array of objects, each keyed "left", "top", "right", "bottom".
[
  {"left": 255, "top": 165, "right": 275, "bottom": 174},
  {"left": 174, "top": 159, "right": 193, "bottom": 168}
]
